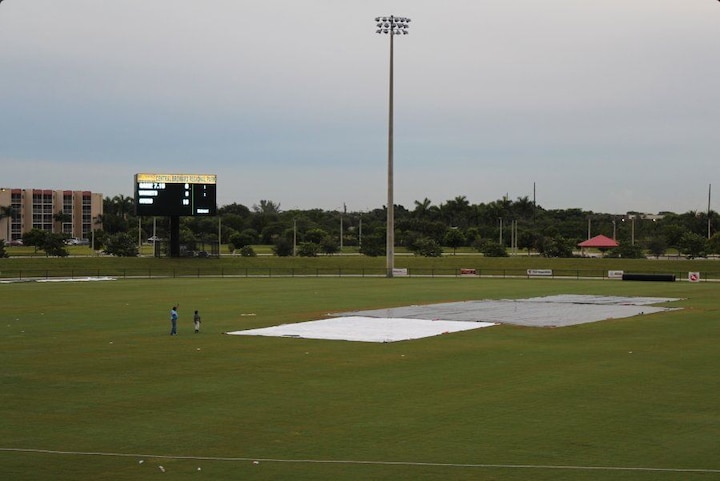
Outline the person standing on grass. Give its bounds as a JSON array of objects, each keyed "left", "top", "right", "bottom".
[
  {"left": 193, "top": 310, "right": 201, "bottom": 334},
  {"left": 170, "top": 306, "right": 179, "bottom": 335}
]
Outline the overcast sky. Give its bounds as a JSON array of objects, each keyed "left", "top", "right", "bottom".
[{"left": 1, "top": 1, "right": 718, "bottom": 214}]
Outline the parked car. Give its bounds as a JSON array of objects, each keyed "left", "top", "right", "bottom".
[{"left": 65, "top": 238, "right": 90, "bottom": 246}]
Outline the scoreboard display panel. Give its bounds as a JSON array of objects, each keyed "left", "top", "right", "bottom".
[{"left": 135, "top": 173, "right": 217, "bottom": 216}]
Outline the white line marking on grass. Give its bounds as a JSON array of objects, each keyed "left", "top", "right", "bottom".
[{"left": 1, "top": 448, "right": 719, "bottom": 474}]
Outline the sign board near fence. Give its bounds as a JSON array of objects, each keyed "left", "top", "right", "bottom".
[
  {"left": 527, "top": 269, "right": 553, "bottom": 277},
  {"left": 608, "top": 270, "right": 624, "bottom": 279},
  {"left": 688, "top": 272, "right": 700, "bottom": 283}
]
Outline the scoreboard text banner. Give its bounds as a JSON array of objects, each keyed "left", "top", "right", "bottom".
[{"left": 134, "top": 173, "right": 217, "bottom": 217}]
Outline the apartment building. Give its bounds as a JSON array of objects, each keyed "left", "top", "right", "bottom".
[{"left": 0, "top": 188, "right": 103, "bottom": 242}]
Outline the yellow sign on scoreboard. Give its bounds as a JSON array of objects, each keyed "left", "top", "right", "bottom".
[{"left": 134, "top": 173, "right": 217, "bottom": 184}]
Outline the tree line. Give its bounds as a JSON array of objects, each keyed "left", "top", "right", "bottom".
[
  {"left": 75, "top": 194, "right": 720, "bottom": 258},
  {"left": 3, "top": 194, "right": 717, "bottom": 258}
]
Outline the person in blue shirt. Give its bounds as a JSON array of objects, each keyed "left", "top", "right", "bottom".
[{"left": 170, "top": 306, "right": 178, "bottom": 335}]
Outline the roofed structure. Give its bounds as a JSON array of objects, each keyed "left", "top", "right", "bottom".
[{"left": 578, "top": 234, "right": 619, "bottom": 248}]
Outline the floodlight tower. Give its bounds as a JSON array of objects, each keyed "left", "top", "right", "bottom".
[{"left": 376, "top": 15, "right": 410, "bottom": 278}]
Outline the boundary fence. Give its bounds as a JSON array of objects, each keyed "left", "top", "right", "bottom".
[{"left": 1, "top": 267, "right": 718, "bottom": 281}]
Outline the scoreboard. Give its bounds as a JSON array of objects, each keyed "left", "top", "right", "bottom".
[{"left": 134, "top": 173, "right": 217, "bottom": 217}]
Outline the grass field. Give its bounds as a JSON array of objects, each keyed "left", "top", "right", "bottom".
[
  {"left": 2, "top": 254, "right": 720, "bottom": 281},
  {"left": 2, "top": 275, "right": 720, "bottom": 480}
]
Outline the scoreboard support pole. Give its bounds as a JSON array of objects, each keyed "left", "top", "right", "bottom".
[{"left": 169, "top": 215, "right": 181, "bottom": 258}]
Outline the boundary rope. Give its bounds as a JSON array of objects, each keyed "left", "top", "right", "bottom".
[{"left": 2, "top": 448, "right": 719, "bottom": 474}]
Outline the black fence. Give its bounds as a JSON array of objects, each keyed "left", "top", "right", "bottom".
[{"left": 0, "top": 267, "right": 717, "bottom": 281}]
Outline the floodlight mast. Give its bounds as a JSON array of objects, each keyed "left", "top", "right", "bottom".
[{"left": 376, "top": 15, "right": 410, "bottom": 278}]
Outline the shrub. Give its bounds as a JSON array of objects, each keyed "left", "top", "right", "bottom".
[
  {"left": 606, "top": 244, "right": 645, "bottom": 259},
  {"left": 320, "top": 236, "right": 339, "bottom": 255},
  {"left": 475, "top": 240, "right": 508, "bottom": 257},
  {"left": 305, "top": 228, "right": 328, "bottom": 244},
  {"left": 359, "top": 234, "right": 385, "bottom": 257},
  {"left": 410, "top": 237, "right": 443, "bottom": 257},
  {"left": 104, "top": 233, "right": 139, "bottom": 257},
  {"left": 297, "top": 242, "right": 321, "bottom": 257},
  {"left": 272, "top": 237, "right": 294, "bottom": 257},
  {"left": 536, "top": 235, "right": 574, "bottom": 258}
]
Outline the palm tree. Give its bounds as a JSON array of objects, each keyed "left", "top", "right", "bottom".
[
  {"left": 512, "top": 196, "right": 535, "bottom": 220},
  {"left": 442, "top": 196, "right": 471, "bottom": 227},
  {"left": 253, "top": 200, "right": 281, "bottom": 215},
  {"left": 0, "top": 205, "right": 17, "bottom": 241},
  {"left": 413, "top": 198, "right": 433, "bottom": 219},
  {"left": 113, "top": 195, "right": 135, "bottom": 219}
]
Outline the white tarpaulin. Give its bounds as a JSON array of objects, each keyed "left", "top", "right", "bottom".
[
  {"left": 226, "top": 295, "right": 681, "bottom": 343},
  {"left": 227, "top": 316, "right": 496, "bottom": 343}
]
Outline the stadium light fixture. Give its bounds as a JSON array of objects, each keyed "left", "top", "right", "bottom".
[{"left": 375, "top": 15, "right": 411, "bottom": 277}]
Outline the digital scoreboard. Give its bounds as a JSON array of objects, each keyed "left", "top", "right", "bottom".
[{"left": 134, "top": 173, "right": 217, "bottom": 217}]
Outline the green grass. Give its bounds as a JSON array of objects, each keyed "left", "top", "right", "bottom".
[
  {"left": 2, "top": 275, "right": 720, "bottom": 480},
  {"left": 2, "top": 253, "right": 720, "bottom": 280}
]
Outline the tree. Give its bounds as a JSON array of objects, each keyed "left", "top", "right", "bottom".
[
  {"left": 707, "top": 233, "right": 720, "bottom": 255},
  {"left": 104, "top": 233, "right": 139, "bottom": 257},
  {"left": 42, "top": 233, "right": 69, "bottom": 257},
  {"left": 320, "top": 236, "right": 339, "bottom": 255},
  {"left": 660, "top": 224, "right": 686, "bottom": 249},
  {"left": 22, "top": 228, "right": 48, "bottom": 254},
  {"left": 359, "top": 234, "right": 385, "bottom": 257},
  {"left": 305, "top": 228, "right": 329, "bottom": 244},
  {"left": 240, "top": 229, "right": 259, "bottom": 245},
  {"left": 53, "top": 210, "right": 72, "bottom": 224},
  {"left": 219, "top": 203, "right": 251, "bottom": 217},
  {"left": 0, "top": 242, "right": 8, "bottom": 258},
  {"left": 518, "top": 230, "right": 538, "bottom": 254},
  {"left": 409, "top": 237, "right": 443, "bottom": 257},
  {"left": 220, "top": 213, "right": 248, "bottom": 235},
  {"left": 512, "top": 196, "right": 535, "bottom": 220},
  {"left": 677, "top": 232, "right": 707, "bottom": 259},
  {"left": 413, "top": 198, "right": 433, "bottom": 219},
  {"left": 102, "top": 196, "right": 133, "bottom": 234},
  {"left": 0, "top": 205, "right": 16, "bottom": 241},
  {"left": 475, "top": 240, "right": 508, "bottom": 257},
  {"left": 260, "top": 222, "right": 286, "bottom": 244},
  {"left": 297, "top": 241, "right": 320, "bottom": 257},
  {"left": 229, "top": 230, "right": 257, "bottom": 251},
  {"left": 443, "top": 228, "right": 466, "bottom": 255},
  {"left": 536, "top": 235, "right": 574, "bottom": 258},
  {"left": 607, "top": 243, "right": 645, "bottom": 259},
  {"left": 464, "top": 227, "right": 481, "bottom": 245},
  {"left": 253, "top": 200, "right": 281, "bottom": 215},
  {"left": 92, "top": 229, "right": 108, "bottom": 251},
  {"left": 440, "top": 195, "right": 471, "bottom": 227},
  {"left": 646, "top": 237, "right": 667, "bottom": 259},
  {"left": 272, "top": 237, "right": 294, "bottom": 257}
]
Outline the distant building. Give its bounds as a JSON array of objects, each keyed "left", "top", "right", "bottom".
[
  {"left": 638, "top": 213, "right": 665, "bottom": 221},
  {"left": 0, "top": 188, "right": 103, "bottom": 242}
]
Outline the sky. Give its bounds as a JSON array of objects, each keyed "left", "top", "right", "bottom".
[{"left": 1, "top": 0, "right": 719, "bottom": 215}]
